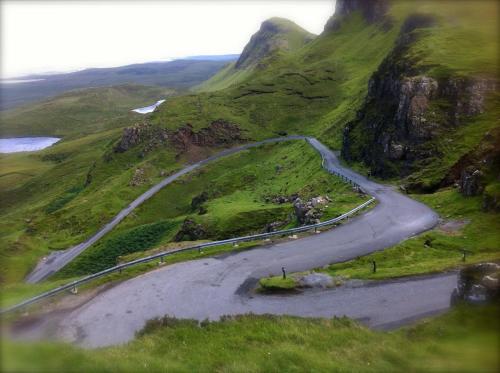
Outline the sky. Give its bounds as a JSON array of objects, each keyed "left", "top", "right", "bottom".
[{"left": 1, "top": 1, "right": 335, "bottom": 78}]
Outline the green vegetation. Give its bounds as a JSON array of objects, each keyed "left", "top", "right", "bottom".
[
  {"left": 0, "top": 84, "right": 175, "bottom": 138},
  {"left": 196, "top": 17, "right": 315, "bottom": 92},
  {"left": 55, "top": 140, "right": 367, "bottom": 278},
  {"left": 325, "top": 188, "right": 500, "bottom": 280},
  {"left": 2, "top": 305, "right": 498, "bottom": 372},
  {"left": 259, "top": 275, "right": 298, "bottom": 292},
  {"left": 45, "top": 186, "right": 85, "bottom": 214},
  {"left": 57, "top": 220, "right": 179, "bottom": 276}
]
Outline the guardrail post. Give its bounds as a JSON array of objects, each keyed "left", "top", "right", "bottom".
[{"left": 372, "top": 260, "right": 377, "bottom": 273}]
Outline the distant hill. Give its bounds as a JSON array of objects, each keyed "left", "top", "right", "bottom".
[
  {"left": 183, "top": 54, "right": 240, "bottom": 61},
  {"left": 0, "top": 84, "right": 175, "bottom": 138},
  {"left": 0, "top": 56, "right": 237, "bottom": 110},
  {"left": 195, "top": 18, "right": 315, "bottom": 92}
]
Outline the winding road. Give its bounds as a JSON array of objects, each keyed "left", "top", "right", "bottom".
[
  {"left": 17, "top": 136, "right": 456, "bottom": 348},
  {"left": 26, "top": 136, "right": 307, "bottom": 283}
]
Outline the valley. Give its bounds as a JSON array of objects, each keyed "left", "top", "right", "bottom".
[{"left": 0, "top": 0, "right": 498, "bottom": 371}]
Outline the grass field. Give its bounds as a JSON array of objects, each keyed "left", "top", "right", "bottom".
[{"left": 2, "top": 305, "right": 498, "bottom": 372}]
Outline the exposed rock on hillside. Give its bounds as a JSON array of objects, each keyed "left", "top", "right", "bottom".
[
  {"left": 114, "top": 119, "right": 245, "bottom": 157},
  {"left": 459, "top": 168, "right": 483, "bottom": 196},
  {"left": 129, "top": 168, "right": 149, "bottom": 187},
  {"left": 114, "top": 122, "right": 168, "bottom": 155},
  {"left": 169, "top": 119, "right": 245, "bottom": 152},
  {"left": 293, "top": 196, "right": 329, "bottom": 225},
  {"left": 341, "top": 12, "right": 498, "bottom": 188},
  {"left": 174, "top": 218, "right": 207, "bottom": 242},
  {"left": 324, "top": 0, "right": 390, "bottom": 32},
  {"left": 451, "top": 262, "right": 500, "bottom": 304},
  {"left": 442, "top": 128, "right": 500, "bottom": 199},
  {"left": 236, "top": 18, "right": 315, "bottom": 69}
]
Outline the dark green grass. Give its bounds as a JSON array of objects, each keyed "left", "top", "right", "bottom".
[
  {"left": 2, "top": 305, "right": 498, "bottom": 372},
  {"left": 57, "top": 220, "right": 179, "bottom": 276}
]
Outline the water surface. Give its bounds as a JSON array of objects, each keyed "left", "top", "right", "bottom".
[
  {"left": 0, "top": 137, "right": 60, "bottom": 153},
  {"left": 132, "top": 99, "right": 166, "bottom": 114}
]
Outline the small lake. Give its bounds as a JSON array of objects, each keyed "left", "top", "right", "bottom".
[
  {"left": 132, "top": 99, "right": 166, "bottom": 114},
  {"left": 1, "top": 79, "right": 45, "bottom": 85},
  {"left": 0, "top": 137, "right": 61, "bottom": 153}
]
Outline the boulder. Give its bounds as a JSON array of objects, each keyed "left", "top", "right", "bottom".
[
  {"left": 459, "top": 168, "right": 483, "bottom": 196},
  {"left": 451, "top": 262, "right": 500, "bottom": 305},
  {"left": 174, "top": 219, "right": 207, "bottom": 242},
  {"left": 298, "top": 273, "right": 334, "bottom": 288},
  {"left": 293, "top": 196, "right": 327, "bottom": 225}
]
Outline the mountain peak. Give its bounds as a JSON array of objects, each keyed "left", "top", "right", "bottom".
[
  {"left": 324, "top": 0, "right": 390, "bottom": 32},
  {"left": 235, "top": 18, "right": 315, "bottom": 69}
]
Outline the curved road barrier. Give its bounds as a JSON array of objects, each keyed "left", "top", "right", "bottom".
[
  {"left": 6, "top": 136, "right": 372, "bottom": 313},
  {"left": 26, "top": 136, "right": 307, "bottom": 283}
]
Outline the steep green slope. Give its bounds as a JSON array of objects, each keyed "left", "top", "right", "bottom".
[
  {"left": 195, "top": 18, "right": 315, "bottom": 92},
  {"left": 0, "top": 84, "right": 175, "bottom": 138},
  {"left": 341, "top": 0, "right": 499, "bottom": 192}
]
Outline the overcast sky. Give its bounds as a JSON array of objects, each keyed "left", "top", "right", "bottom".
[{"left": 1, "top": 1, "right": 335, "bottom": 78}]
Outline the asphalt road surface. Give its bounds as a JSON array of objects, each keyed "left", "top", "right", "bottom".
[{"left": 17, "top": 137, "right": 452, "bottom": 348}]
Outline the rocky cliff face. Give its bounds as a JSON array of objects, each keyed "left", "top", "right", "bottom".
[
  {"left": 114, "top": 122, "right": 169, "bottom": 156},
  {"left": 114, "top": 119, "right": 245, "bottom": 157},
  {"left": 324, "top": 0, "right": 390, "bottom": 32},
  {"left": 169, "top": 120, "right": 244, "bottom": 152},
  {"left": 341, "top": 13, "right": 498, "bottom": 190}
]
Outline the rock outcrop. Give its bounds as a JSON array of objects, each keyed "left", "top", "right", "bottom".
[
  {"left": 114, "top": 122, "right": 169, "bottom": 155},
  {"left": 169, "top": 120, "right": 244, "bottom": 152},
  {"left": 174, "top": 219, "right": 207, "bottom": 242},
  {"left": 341, "top": 12, "right": 498, "bottom": 188},
  {"left": 459, "top": 168, "right": 483, "bottom": 196},
  {"left": 451, "top": 262, "right": 500, "bottom": 304},
  {"left": 324, "top": 0, "right": 390, "bottom": 32},
  {"left": 293, "top": 196, "right": 329, "bottom": 225}
]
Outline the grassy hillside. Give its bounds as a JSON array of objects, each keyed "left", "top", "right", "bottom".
[
  {"left": 55, "top": 141, "right": 366, "bottom": 277},
  {"left": 0, "top": 84, "right": 175, "bottom": 138},
  {"left": 195, "top": 17, "right": 316, "bottom": 92},
  {"left": 1, "top": 0, "right": 498, "bottom": 289},
  {"left": 0, "top": 138, "right": 364, "bottom": 283},
  {"left": 2, "top": 305, "right": 498, "bottom": 372}
]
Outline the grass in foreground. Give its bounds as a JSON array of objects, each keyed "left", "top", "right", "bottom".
[{"left": 1, "top": 305, "right": 498, "bottom": 372}]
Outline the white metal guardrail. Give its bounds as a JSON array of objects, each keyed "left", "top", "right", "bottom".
[{"left": 1, "top": 137, "right": 376, "bottom": 314}]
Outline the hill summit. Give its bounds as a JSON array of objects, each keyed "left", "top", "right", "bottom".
[{"left": 235, "top": 17, "right": 315, "bottom": 69}]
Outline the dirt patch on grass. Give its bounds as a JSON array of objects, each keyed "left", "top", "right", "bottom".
[{"left": 438, "top": 219, "right": 470, "bottom": 235}]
